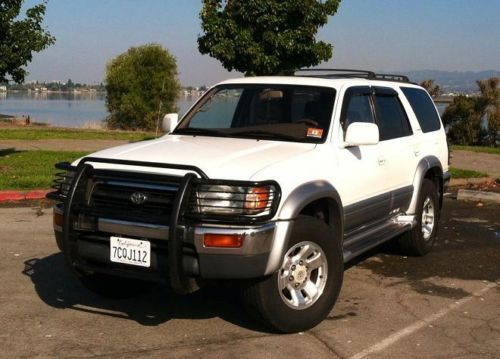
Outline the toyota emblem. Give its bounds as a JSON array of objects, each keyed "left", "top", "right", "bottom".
[{"left": 130, "top": 192, "right": 148, "bottom": 205}]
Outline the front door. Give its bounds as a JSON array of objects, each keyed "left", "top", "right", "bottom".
[{"left": 336, "top": 86, "right": 391, "bottom": 233}]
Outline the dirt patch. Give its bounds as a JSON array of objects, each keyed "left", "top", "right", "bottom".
[{"left": 451, "top": 150, "right": 500, "bottom": 178}]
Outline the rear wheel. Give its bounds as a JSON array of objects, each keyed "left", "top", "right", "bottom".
[
  {"left": 398, "top": 178, "right": 440, "bottom": 256},
  {"left": 242, "top": 216, "right": 343, "bottom": 333}
]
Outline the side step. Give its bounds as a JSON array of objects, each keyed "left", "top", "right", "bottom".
[{"left": 342, "top": 215, "right": 415, "bottom": 263}]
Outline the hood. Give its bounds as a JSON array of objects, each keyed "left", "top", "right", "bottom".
[{"left": 81, "top": 134, "right": 316, "bottom": 180}]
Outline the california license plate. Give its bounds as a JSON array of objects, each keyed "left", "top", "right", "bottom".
[{"left": 110, "top": 236, "right": 151, "bottom": 267}]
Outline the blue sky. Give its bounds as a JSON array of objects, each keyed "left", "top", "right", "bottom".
[{"left": 23, "top": 0, "right": 500, "bottom": 86}]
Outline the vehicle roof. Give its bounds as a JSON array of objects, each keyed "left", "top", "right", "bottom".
[{"left": 217, "top": 76, "right": 423, "bottom": 90}]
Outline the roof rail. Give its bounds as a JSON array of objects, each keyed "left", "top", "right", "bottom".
[
  {"left": 295, "top": 68, "right": 411, "bottom": 83},
  {"left": 374, "top": 73, "right": 410, "bottom": 82},
  {"left": 296, "top": 68, "right": 376, "bottom": 79}
]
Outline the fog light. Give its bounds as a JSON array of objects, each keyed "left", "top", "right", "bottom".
[{"left": 203, "top": 233, "right": 244, "bottom": 248}]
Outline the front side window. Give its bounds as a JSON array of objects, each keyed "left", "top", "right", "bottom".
[
  {"left": 341, "top": 87, "right": 375, "bottom": 131},
  {"left": 373, "top": 92, "right": 412, "bottom": 141},
  {"left": 175, "top": 85, "right": 336, "bottom": 143}
]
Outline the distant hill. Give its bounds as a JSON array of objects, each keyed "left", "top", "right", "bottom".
[{"left": 398, "top": 70, "right": 500, "bottom": 93}]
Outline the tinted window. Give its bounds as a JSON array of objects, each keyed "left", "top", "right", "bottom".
[
  {"left": 401, "top": 87, "right": 441, "bottom": 132},
  {"left": 374, "top": 94, "right": 412, "bottom": 141},
  {"left": 341, "top": 89, "right": 375, "bottom": 131}
]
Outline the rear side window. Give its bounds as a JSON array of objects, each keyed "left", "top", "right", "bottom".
[
  {"left": 401, "top": 87, "right": 441, "bottom": 132},
  {"left": 373, "top": 93, "right": 412, "bottom": 141}
]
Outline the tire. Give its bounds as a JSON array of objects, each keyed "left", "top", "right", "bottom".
[
  {"left": 398, "top": 178, "right": 440, "bottom": 256},
  {"left": 78, "top": 272, "right": 154, "bottom": 299},
  {"left": 242, "top": 215, "right": 343, "bottom": 333}
]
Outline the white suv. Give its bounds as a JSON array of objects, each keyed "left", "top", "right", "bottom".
[{"left": 48, "top": 69, "right": 450, "bottom": 333}]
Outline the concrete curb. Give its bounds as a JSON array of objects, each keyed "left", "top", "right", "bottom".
[
  {"left": 449, "top": 177, "right": 494, "bottom": 186},
  {"left": 457, "top": 189, "right": 500, "bottom": 203},
  {"left": 0, "top": 190, "right": 49, "bottom": 202}
]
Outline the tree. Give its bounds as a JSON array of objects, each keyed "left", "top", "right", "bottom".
[
  {"left": 476, "top": 77, "right": 499, "bottom": 147},
  {"left": 442, "top": 77, "right": 499, "bottom": 146},
  {"left": 0, "top": 0, "right": 55, "bottom": 83},
  {"left": 105, "top": 44, "right": 180, "bottom": 131},
  {"left": 442, "top": 96, "right": 480, "bottom": 145},
  {"left": 420, "top": 79, "right": 441, "bottom": 98},
  {"left": 198, "top": 0, "right": 341, "bottom": 76}
]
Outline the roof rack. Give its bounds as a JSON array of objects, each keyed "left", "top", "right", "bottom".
[
  {"left": 374, "top": 73, "right": 410, "bottom": 82},
  {"left": 295, "top": 68, "right": 410, "bottom": 83}
]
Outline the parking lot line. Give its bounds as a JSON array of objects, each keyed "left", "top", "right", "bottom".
[{"left": 349, "top": 282, "right": 497, "bottom": 359}]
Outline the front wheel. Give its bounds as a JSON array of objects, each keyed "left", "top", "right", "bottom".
[{"left": 242, "top": 216, "right": 343, "bottom": 333}]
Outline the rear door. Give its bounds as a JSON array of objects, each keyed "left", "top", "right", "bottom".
[{"left": 372, "top": 86, "right": 416, "bottom": 213}]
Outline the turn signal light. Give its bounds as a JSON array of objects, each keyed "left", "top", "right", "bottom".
[
  {"left": 53, "top": 212, "right": 64, "bottom": 227},
  {"left": 203, "top": 233, "right": 244, "bottom": 248},
  {"left": 244, "top": 186, "right": 270, "bottom": 212}
]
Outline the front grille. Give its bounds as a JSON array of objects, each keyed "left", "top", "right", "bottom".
[{"left": 86, "top": 170, "right": 181, "bottom": 225}]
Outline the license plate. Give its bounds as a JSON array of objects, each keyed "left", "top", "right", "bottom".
[{"left": 110, "top": 236, "right": 151, "bottom": 267}]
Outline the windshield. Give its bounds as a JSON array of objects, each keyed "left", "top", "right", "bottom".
[{"left": 174, "top": 84, "right": 336, "bottom": 143}]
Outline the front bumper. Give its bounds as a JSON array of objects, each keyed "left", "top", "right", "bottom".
[
  {"left": 53, "top": 203, "right": 290, "bottom": 280},
  {"left": 49, "top": 158, "right": 288, "bottom": 293}
]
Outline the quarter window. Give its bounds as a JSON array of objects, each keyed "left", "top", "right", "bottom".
[{"left": 401, "top": 87, "right": 441, "bottom": 133}]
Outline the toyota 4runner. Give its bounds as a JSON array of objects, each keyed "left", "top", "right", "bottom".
[{"left": 48, "top": 69, "right": 450, "bottom": 333}]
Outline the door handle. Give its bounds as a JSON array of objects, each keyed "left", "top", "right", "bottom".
[
  {"left": 414, "top": 150, "right": 420, "bottom": 157},
  {"left": 378, "top": 157, "right": 386, "bottom": 166}
]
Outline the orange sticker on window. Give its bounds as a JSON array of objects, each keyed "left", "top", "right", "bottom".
[{"left": 307, "top": 128, "right": 323, "bottom": 138}]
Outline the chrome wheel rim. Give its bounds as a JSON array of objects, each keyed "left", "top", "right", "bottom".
[
  {"left": 278, "top": 241, "right": 328, "bottom": 310},
  {"left": 421, "top": 196, "right": 435, "bottom": 240}
]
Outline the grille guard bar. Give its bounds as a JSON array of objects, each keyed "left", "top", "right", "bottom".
[
  {"left": 50, "top": 157, "right": 281, "bottom": 294},
  {"left": 60, "top": 157, "right": 208, "bottom": 294}
]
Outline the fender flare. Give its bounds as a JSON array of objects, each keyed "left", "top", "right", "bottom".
[
  {"left": 407, "top": 156, "right": 443, "bottom": 214},
  {"left": 278, "top": 180, "right": 344, "bottom": 222},
  {"left": 264, "top": 181, "right": 343, "bottom": 274}
]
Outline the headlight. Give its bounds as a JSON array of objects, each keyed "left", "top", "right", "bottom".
[{"left": 189, "top": 182, "right": 279, "bottom": 219}]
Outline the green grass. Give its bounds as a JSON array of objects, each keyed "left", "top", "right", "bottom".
[
  {"left": 450, "top": 167, "right": 489, "bottom": 179},
  {"left": 451, "top": 145, "right": 500, "bottom": 155},
  {"left": 0, "top": 128, "right": 155, "bottom": 141},
  {"left": 0, "top": 150, "right": 88, "bottom": 190}
]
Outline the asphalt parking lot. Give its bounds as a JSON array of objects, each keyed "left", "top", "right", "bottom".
[{"left": 0, "top": 198, "right": 499, "bottom": 358}]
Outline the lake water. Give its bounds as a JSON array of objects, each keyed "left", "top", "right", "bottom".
[
  {"left": 0, "top": 92, "right": 448, "bottom": 128},
  {"left": 0, "top": 92, "right": 199, "bottom": 128}
]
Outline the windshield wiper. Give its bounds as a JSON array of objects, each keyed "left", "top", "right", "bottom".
[
  {"left": 231, "top": 130, "right": 300, "bottom": 142},
  {"left": 173, "top": 128, "right": 228, "bottom": 137}
]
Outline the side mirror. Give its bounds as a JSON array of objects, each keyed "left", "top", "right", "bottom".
[
  {"left": 345, "top": 122, "right": 379, "bottom": 146},
  {"left": 162, "top": 113, "right": 179, "bottom": 133}
]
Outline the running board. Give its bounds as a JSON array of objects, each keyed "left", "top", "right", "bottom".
[{"left": 342, "top": 214, "right": 415, "bottom": 263}]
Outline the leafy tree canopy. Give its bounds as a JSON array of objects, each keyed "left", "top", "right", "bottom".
[
  {"left": 198, "top": 0, "right": 341, "bottom": 76},
  {"left": 0, "top": 0, "right": 55, "bottom": 83},
  {"left": 476, "top": 77, "right": 499, "bottom": 147},
  {"left": 420, "top": 79, "right": 441, "bottom": 98},
  {"left": 105, "top": 44, "right": 180, "bottom": 131},
  {"left": 442, "top": 77, "right": 499, "bottom": 146}
]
